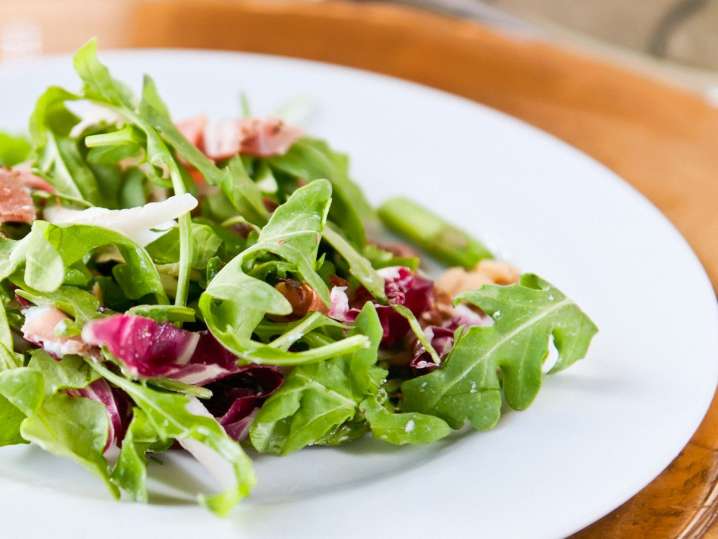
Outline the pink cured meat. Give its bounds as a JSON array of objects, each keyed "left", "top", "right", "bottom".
[
  {"left": 177, "top": 116, "right": 302, "bottom": 160},
  {"left": 0, "top": 169, "right": 35, "bottom": 224},
  {"left": 21, "top": 306, "right": 86, "bottom": 357}
]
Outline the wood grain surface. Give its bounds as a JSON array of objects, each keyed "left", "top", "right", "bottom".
[{"left": 2, "top": 1, "right": 718, "bottom": 536}]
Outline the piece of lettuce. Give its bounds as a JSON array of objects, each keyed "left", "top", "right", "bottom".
[
  {"left": 111, "top": 408, "right": 168, "bottom": 503},
  {"left": 250, "top": 302, "right": 452, "bottom": 453},
  {"left": 73, "top": 40, "right": 193, "bottom": 307},
  {"left": 269, "top": 137, "right": 372, "bottom": 247},
  {"left": 402, "top": 274, "right": 598, "bottom": 429},
  {"left": 323, "top": 225, "right": 385, "bottom": 300},
  {"left": 0, "top": 221, "right": 167, "bottom": 303},
  {"left": 0, "top": 364, "right": 117, "bottom": 495},
  {"left": 199, "top": 180, "right": 369, "bottom": 365},
  {"left": 0, "top": 132, "right": 31, "bottom": 167},
  {"left": 22, "top": 392, "right": 117, "bottom": 496},
  {"left": 91, "top": 360, "right": 255, "bottom": 516}
]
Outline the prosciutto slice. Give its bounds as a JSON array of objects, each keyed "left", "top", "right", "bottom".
[
  {"left": 21, "top": 305, "right": 87, "bottom": 357},
  {"left": 177, "top": 116, "right": 302, "bottom": 160},
  {"left": 0, "top": 168, "right": 35, "bottom": 224}
]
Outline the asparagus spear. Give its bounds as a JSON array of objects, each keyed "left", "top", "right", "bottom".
[{"left": 377, "top": 196, "right": 493, "bottom": 268}]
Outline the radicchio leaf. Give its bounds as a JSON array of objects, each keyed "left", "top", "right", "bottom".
[
  {"left": 345, "top": 266, "right": 436, "bottom": 346},
  {"left": 205, "top": 366, "right": 283, "bottom": 440},
  {"left": 409, "top": 326, "right": 455, "bottom": 374},
  {"left": 82, "top": 314, "right": 238, "bottom": 385}
]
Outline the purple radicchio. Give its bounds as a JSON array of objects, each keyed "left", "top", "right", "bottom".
[
  {"left": 410, "top": 304, "right": 493, "bottom": 374},
  {"left": 82, "top": 314, "right": 238, "bottom": 385},
  {"left": 330, "top": 265, "right": 492, "bottom": 366},
  {"left": 409, "top": 326, "right": 455, "bottom": 374},
  {"left": 354, "top": 266, "right": 436, "bottom": 346},
  {"left": 68, "top": 379, "right": 132, "bottom": 452},
  {"left": 204, "top": 366, "right": 284, "bottom": 440}
]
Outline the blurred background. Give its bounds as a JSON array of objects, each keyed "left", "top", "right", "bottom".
[{"left": 2, "top": 0, "right": 717, "bottom": 98}]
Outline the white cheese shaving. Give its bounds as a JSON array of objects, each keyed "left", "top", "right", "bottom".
[{"left": 43, "top": 193, "right": 198, "bottom": 246}]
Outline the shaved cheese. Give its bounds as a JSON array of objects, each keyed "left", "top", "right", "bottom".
[{"left": 43, "top": 193, "right": 198, "bottom": 246}]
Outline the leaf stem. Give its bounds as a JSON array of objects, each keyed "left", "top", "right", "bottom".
[
  {"left": 242, "top": 334, "right": 369, "bottom": 366},
  {"left": 107, "top": 104, "right": 193, "bottom": 308}
]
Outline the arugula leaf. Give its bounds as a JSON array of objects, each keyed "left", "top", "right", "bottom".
[
  {"left": 22, "top": 392, "right": 118, "bottom": 497},
  {"left": 146, "top": 223, "right": 222, "bottom": 270},
  {"left": 200, "top": 180, "right": 334, "bottom": 356},
  {"left": 54, "top": 137, "right": 103, "bottom": 204},
  {"left": 140, "top": 77, "right": 268, "bottom": 224},
  {"left": 401, "top": 274, "right": 598, "bottom": 429},
  {"left": 252, "top": 303, "right": 450, "bottom": 449},
  {"left": 0, "top": 368, "right": 45, "bottom": 416},
  {"left": 269, "top": 137, "right": 371, "bottom": 246},
  {"left": 0, "top": 344, "right": 21, "bottom": 372},
  {"left": 137, "top": 77, "right": 221, "bottom": 184},
  {"left": 323, "top": 225, "right": 385, "bottom": 300},
  {"left": 149, "top": 378, "right": 212, "bottom": 399},
  {"left": 0, "top": 237, "right": 24, "bottom": 280},
  {"left": 18, "top": 221, "right": 167, "bottom": 303},
  {"left": 73, "top": 41, "right": 135, "bottom": 109},
  {"left": 91, "top": 360, "right": 255, "bottom": 516},
  {"left": 28, "top": 86, "right": 79, "bottom": 147},
  {"left": 249, "top": 366, "right": 357, "bottom": 455},
  {"left": 126, "top": 304, "right": 196, "bottom": 323},
  {"left": 119, "top": 167, "right": 148, "bottom": 208},
  {"left": 0, "top": 294, "right": 14, "bottom": 353},
  {"left": 246, "top": 179, "right": 331, "bottom": 301},
  {"left": 254, "top": 312, "right": 343, "bottom": 342},
  {"left": 23, "top": 222, "right": 65, "bottom": 292},
  {"left": 73, "top": 41, "right": 192, "bottom": 307},
  {"left": 250, "top": 302, "right": 385, "bottom": 454},
  {"left": 0, "top": 131, "right": 31, "bottom": 166},
  {"left": 0, "top": 395, "right": 25, "bottom": 446},
  {"left": 14, "top": 283, "right": 101, "bottom": 324},
  {"left": 317, "top": 417, "right": 368, "bottom": 446},
  {"left": 111, "top": 408, "right": 167, "bottom": 502},
  {"left": 28, "top": 350, "right": 97, "bottom": 395},
  {"left": 360, "top": 397, "right": 451, "bottom": 445},
  {"left": 0, "top": 368, "right": 45, "bottom": 446},
  {"left": 29, "top": 87, "right": 106, "bottom": 205},
  {"left": 0, "top": 363, "right": 114, "bottom": 494},
  {"left": 266, "top": 312, "right": 343, "bottom": 350},
  {"left": 221, "top": 157, "right": 270, "bottom": 224}
]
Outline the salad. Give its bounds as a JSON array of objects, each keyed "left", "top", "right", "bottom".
[{"left": 0, "top": 40, "right": 598, "bottom": 516}]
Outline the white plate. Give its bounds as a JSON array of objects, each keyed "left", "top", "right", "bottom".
[{"left": 1, "top": 50, "right": 716, "bottom": 539}]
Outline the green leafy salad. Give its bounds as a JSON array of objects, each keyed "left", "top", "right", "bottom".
[{"left": 0, "top": 40, "right": 598, "bottom": 516}]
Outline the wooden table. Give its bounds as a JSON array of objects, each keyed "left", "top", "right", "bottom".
[{"left": 2, "top": 1, "right": 718, "bottom": 536}]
